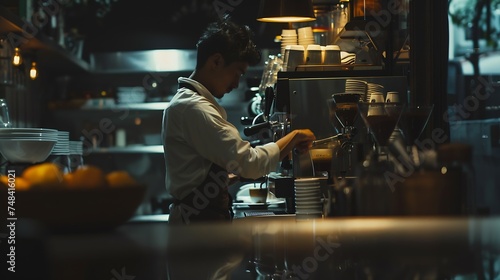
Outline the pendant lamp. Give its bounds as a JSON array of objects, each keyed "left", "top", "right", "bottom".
[{"left": 257, "top": 0, "right": 316, "bottom": 22}]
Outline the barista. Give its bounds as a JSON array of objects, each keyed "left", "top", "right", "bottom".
[{"left": 162, "top": 16, "right": 315, "bottom": 225}]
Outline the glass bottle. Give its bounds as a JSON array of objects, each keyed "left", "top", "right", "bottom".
[{"left": 0, "top": 99, "right": 12, "bottom": 127}]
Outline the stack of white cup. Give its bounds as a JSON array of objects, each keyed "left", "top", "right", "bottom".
[
  {"left": 297, "top": 26, "right": 315, "bottom": 47},
  {"left": 280, "top": 29, "right": 298, "bottom": 57}
]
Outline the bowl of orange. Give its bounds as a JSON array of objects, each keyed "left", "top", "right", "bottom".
[{"left": 0, "top": 163, "right": 146, "bottom": 232}]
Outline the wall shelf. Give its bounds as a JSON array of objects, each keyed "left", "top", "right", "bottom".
[
  {"left": 88, "top": 145, "right": 164, "bottom": 154},
  {"left": 0, "top": 5, "right": 90, "bottom": 74},
  {"left": 79, "top": 102, "right": 170, "bottom": 111}
]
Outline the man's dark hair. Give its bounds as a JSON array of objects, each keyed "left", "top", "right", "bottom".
[{"left": 195, "top": 15, "right": 261, "bottom": 69}]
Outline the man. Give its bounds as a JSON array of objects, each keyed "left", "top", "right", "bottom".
[{"left": 162, "top": 16, "right": 315, "bottom": 225}]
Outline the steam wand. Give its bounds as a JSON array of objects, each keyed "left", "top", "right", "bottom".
[{"left": 311, "top": 133, "right": 346, "bottom": 147}]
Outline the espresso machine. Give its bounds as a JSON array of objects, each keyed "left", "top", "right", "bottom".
[{"left": 267, "top": 71, "right": 408, "bottom": 216}]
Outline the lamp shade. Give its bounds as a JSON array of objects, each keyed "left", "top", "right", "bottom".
[{"left": 257, "top": 0, "right": 316, "bottom": 22}]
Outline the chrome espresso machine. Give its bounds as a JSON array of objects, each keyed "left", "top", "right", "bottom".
[{"left": 266, "top": 71, "right": 408, "bottom": 217}]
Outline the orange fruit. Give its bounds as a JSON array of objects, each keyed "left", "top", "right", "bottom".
[
  {"left": 0, "top": 175, "right": 8, "bottom": 188},
  {"left": 22, "top": 162, "right": 64, "bottom": 188},
  {"left": 65, "top": 165, "right": 107, "bottom": 189},
  {"left": 62, "top": 172, "right": 75, "bottom": 187},
  {"left": 0, "top": 175, "right": 31, "bottom": 190},
  {"left": 106, "top": 170, "right": 138, "bottom": 188}
]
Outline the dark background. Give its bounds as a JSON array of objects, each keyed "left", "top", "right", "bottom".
[{"left": 65, "top": 0, "right": 286, "bottom": 52}]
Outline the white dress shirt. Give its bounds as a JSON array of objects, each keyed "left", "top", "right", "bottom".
[{"left": 162, "top": 77, "right": 280, "bottom": 200}]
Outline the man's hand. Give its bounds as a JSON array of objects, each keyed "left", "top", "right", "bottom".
[{"left": 294, "top": 129, "right": 316, "bottom": 153}]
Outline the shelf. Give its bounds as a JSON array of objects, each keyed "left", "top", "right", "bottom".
[
  {"left": 88, "top": 145, "right": 164, "bottom": 154},
  {"left": 49, "top": 101, "right": 170, "bottom": 112},
  {"left": 80, "top": 102, "right": 170, "bottom": 111},
  {"left": 0, "top": 5, "right": 90, "bottom": 74}
]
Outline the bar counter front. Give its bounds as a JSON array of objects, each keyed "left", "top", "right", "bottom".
[{"left": 4, "top": 215, "right": 500, "bottom": 280}]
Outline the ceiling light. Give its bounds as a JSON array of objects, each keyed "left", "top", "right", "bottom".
[
  {"left": 29, "top": 62, "right": 38, "bottom": 80},
  {"left": 257, "top": 0, "right": 316, "bottom": 23},
  {"left": 12, "top": 48, "right": 22, "bottom": 66}
]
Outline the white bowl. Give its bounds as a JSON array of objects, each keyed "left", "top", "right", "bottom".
[
  {"left": 0, "top": 139, "right": 56, "bottom": 163},
  {"left": 0, "top": 128, "right": 58, "bottom": 134}
]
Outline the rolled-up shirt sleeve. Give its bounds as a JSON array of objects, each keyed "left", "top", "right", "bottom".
[{"left": 183, "top": 102, "right": 280, "bottom": 179}]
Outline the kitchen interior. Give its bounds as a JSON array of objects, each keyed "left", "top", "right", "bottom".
[{"left": 0, "top": 0, "right": 499, "bottom": 279}]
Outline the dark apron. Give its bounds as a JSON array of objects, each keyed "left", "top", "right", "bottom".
[
  {"left": 168, "top": 82, "right": 233, "bottom": 224},
  {"left": 170, "top": 164, "right": 233, "bottom": 224}
]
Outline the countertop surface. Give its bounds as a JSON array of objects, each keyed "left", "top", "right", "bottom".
[{"left": 5, "top": 215, "right": 500, "bottom": 280}]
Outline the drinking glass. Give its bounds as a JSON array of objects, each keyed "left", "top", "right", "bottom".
[
  {"left": 0, "top": 99, "right": 12, "bottom": 128},
  {"left": 309, "top": 147, "right": 333, "bottom": 178}
]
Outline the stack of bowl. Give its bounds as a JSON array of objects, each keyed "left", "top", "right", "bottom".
[{"left": 0, "top": 128, "right": 58, "bottom": 163}]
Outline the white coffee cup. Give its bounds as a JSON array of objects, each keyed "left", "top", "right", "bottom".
[
  {"left": 286, "top": 45, "right": 305, "bottom": 71},
  {"left": 305, "top": 44, "right": 322, "bottom": 65},
  {"left": 324, "top": 45, "right": 341, "bottom": 65},
  {"left": 386, "top": 91, "right": 400, "bottom": 103},
  {"left": 370, "top": 92, "right": 385, "bottom": 103}
]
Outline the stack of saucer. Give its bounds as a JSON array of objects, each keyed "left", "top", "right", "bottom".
[
  {"left": 345, "top": 79, "right": 367, "bottom": 101},
  {"left": 69, "top": 140, "right": 83, "bottom": 155},
  {"left": 280, "top": 29, "right": 298, "bottom": 57},
  {"left": 341, "top": 51, "right": 356, "bottom": 65},
  {"left": 367, "top": 83, "right": 385, "bottom": 103},
  {"left": 46, "top": 130, "right": 71, "bottom": 173},
  {"left": 51, "top": 130, "right": 70, "bottom": 155},
  {"left": 69, "top": 140, "right": 84, "bottom": 171},
  {"left": 297, "top": 26, "right": 315, "bottom": 47},
  {"left": 294, "top": 178, "right": 323, "bottom": 220},
  {"left": 116, "top": 87, "right": 146, "bottom": 104}
]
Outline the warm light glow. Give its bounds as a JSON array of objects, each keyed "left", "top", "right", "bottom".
[
  {"left": 134, "top": 117, "right": 142, "bottom": 125},
  {"left": 12, "top": 48, "right": 22, "bottom": 66},
  {"left": 441, "top": 166, "right": 448, "bottom": 174},
  {"left": 257, "top": 16, "right": 315, "bottom": 23},
  {"left": 29, "top": 62, "right": 38, "bottom": 80}
]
